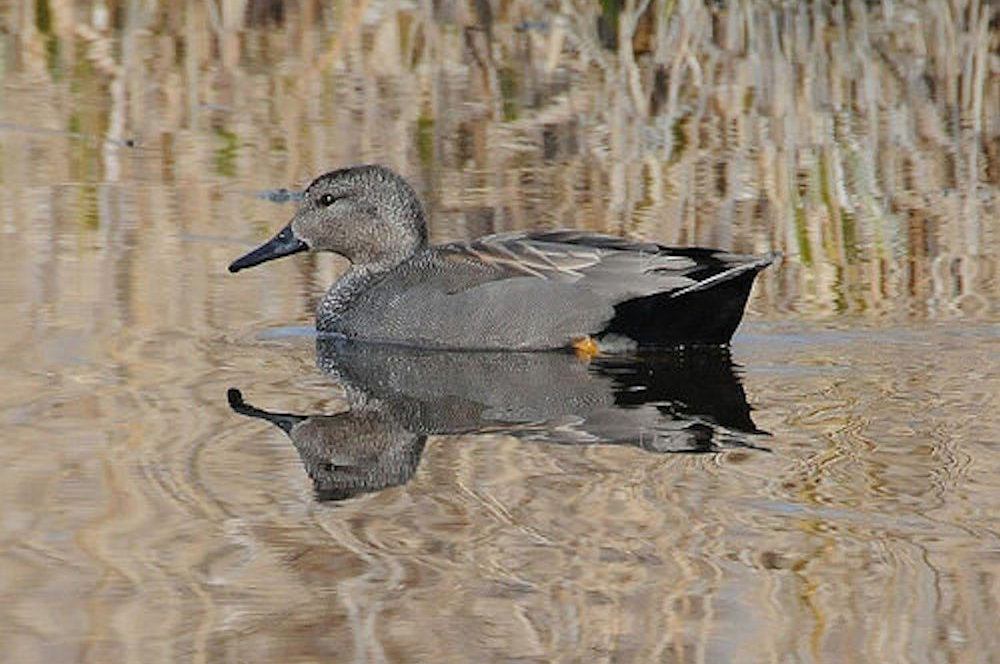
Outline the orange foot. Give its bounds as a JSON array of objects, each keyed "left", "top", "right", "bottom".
[{"left": 570, "top": 336, "right": 600, "bottom": 361}]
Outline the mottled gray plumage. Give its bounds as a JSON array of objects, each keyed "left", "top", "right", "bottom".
[{"left": 229, "top": 165, "right": 776, "bottom": 349}]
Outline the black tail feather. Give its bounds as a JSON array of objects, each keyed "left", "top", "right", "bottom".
[{"left": 605, "top": 268, "right": 764, "bottom": 346}]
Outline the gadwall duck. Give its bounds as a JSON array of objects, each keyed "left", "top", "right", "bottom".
[{"left": 229, "top": 165, "right": 775, "bottom": 350}]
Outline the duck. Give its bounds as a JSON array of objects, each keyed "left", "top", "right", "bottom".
[{"left": 229, "top": 165, "right": 775, "bottom": 351}]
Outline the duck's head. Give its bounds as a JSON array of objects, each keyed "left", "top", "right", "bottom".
[{"left": 229, "top": 165, "right": 428, "bottom": 274}]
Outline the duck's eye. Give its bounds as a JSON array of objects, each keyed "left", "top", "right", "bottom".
[{"left": 317, "top": 193, "right": 338, "bottom": 207}]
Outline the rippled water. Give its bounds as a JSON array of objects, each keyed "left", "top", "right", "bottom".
[{"left": 2, "top": 2, "right": 999, "bottom": 662}]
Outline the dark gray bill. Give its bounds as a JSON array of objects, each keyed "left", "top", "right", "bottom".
[{"left": 229, "top": 223, "right": 308, "bottom": 273}]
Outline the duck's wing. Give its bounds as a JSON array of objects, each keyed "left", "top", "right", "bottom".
[{"left": 439, "top": 230, "right": 776, "bottom": 301}]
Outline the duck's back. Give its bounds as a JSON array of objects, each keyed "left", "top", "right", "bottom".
[{"left": 321, "top": 230, "right": 774, "bottom": 350}]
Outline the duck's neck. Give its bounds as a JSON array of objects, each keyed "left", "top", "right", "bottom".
[{"left": 315, "top": 263, "right": 388, "bottom": 331}]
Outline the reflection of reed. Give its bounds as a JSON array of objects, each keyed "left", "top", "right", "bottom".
[
  {"left": 1, "top": 2, "right": 999, "bottom": 662},
  {"left": 3, "top": 0, "right": 997, "bottom": 319}
]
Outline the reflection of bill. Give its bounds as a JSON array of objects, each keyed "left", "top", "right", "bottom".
[{"left": 228, "top": 342, "right": 770, "bottom": 501}]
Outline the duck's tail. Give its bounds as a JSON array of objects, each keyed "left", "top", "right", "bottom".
[
  {"left": 604, "top": 251, "right": 777, "bottom": 347},
  {"left": 666, "top": 252, "right": 779, "bottom": 298}
]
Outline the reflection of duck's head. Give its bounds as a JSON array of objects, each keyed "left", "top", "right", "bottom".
[{"left": 227, "top": 389, "right": 425, "bottom": 502}]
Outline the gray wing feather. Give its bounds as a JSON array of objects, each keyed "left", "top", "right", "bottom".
[
  {"left": 441, "top": 230, "right": 771, "bottom": 302},
  {"left": 666, "top": 252, "right": 779, "bottom": 298}
]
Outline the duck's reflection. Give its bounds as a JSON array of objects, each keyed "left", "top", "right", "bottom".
[{"left": 229, "top": 339, "right": 769, "bottom": 501}]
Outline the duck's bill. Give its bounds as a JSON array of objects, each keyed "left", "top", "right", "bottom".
[{"left": 229, "top": 224, "right": 308, "bottom": 273}]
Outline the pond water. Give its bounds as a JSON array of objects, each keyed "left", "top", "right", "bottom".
[{"left": 2, "top": 2, "right": 999, "bottom": 662}]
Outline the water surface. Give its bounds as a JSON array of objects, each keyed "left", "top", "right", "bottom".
[{"left": 1, "top": 2, "right": 998, "bottom": 662}]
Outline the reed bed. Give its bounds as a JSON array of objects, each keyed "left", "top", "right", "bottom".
[{"left": 2, "top": 0, "right": 998, "bottom": 318}]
